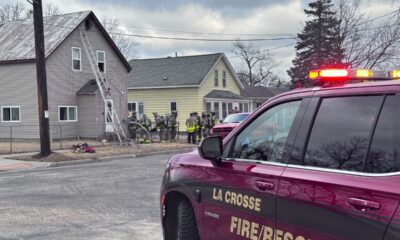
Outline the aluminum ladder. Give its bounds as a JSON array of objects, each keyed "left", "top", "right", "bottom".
[{"left": 80, "top": 30, "right": 126, "bottom": 144}]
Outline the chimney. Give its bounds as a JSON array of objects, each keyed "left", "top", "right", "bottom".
[{"left": 175, "top": 52, "right": 178, "bottom": 57}]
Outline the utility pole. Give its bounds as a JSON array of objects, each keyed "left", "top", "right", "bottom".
[{"left": 33, "top": 0, "right": 51, "bottom": 157}]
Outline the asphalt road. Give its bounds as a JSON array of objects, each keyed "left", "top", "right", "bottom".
[{"left": 0, "top": 153, "right": 174, "bottom": 240}]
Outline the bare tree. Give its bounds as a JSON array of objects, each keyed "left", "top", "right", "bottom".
[
  {"left": 337, "top": 0, "right": 400, "bottom": 68},
  {"left": 44, "top": 3, "right": 63, "bottom": 16},
  {"left": 0, "top": 2, "right": 26, "bottom": 22},
  {"left": 232, "top": 41, "right": 279, "bottom": 87},
  {"left": 102, "top": 16, "right": 139, "bottom": 60},
  {"left": 0, "top": 1, "right": 63, "bottom": 22}
]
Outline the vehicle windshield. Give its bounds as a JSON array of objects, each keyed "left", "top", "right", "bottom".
[{"left": 223, "top": 113, "right": 249, "bottom": 123}]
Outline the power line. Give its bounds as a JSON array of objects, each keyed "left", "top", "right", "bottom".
[
  {"left": 102, "top": 21, "right": 295, "bottom": 37},
  {"left": 17, "top": 6, "right": 400, "bottom": 43},
  {"left": 226, "top": 43, "right": 297, "bottom": 59},
  {"left": 50, "top": 9, "right": 399, "bottom": 42},
  {"left": 17, "top": 19, "right": 298, "bottom": 42},
  {"left": 108, "top": 32, "right": 297, "bottom": 42}
]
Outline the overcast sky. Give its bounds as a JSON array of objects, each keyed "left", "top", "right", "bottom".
[{"left": 1, "top": 0, "right": 398, "bottom": 80}]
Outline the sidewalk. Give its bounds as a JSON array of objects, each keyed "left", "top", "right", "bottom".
[
  {"left": 0, "top": 143, "right": 196, "bottom": 172},
  {"left": 0, "top": 154, "right": 50, "bottom": 171}
]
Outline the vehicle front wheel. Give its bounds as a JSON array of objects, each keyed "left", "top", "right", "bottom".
[{"left": 176, "top": 200, "right": 200, "bottom": 240}]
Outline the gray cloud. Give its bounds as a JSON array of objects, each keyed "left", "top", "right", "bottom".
[
  {"left": 81, "top": 0, "right": 291, "bottom": 12},
  {"left": 7, "top": 0, "right": 397, "bottom": 81}
]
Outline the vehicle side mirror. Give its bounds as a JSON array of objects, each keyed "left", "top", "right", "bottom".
[{"left": 198, "top": 136, "right": 223, "bottom": 166}]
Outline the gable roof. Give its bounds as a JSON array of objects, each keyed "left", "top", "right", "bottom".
[
  {"left": 76, "top": 79, "right": 98, "bottom": 95},
  {"left": 240, "top": 85, "right": 289, "bottom": 100},
  {"left": 0, "top": 11, "right": 131, "bottom": 71},
  {"left": 128, "top": 53, "right": 243, "bottom": 89},
  {"left": 204, "top": 90, "right": 245, "bottom": 100}
]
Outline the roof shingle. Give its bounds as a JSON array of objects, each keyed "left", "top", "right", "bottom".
[
  {"left": 0, "top": 11, "right": 131, "bottom": 71},
  {"left": 0, "top": 11, "right": 90, "bottom": 62},
  {"left": 76, "top": 79, "right": 98, "bottom": 95},
  {"left": 128, "top": 53, "right": 223, "bottom": 88},
  {"left": 204, "top": 90, "right": 245, "bottom": 100},
  {"left": 240, "top": 85, "right": 288, "bottom": 100}
]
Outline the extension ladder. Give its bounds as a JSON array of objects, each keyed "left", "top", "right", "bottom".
[{"left": 80, "top": 30, "right": 126, "bottom": 144}]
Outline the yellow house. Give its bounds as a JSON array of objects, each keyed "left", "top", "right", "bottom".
[{"left": 127, "top": 53, "right": 252, "bottom": 127}]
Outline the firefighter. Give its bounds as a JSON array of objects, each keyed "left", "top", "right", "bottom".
[
  {"left": 201, "top": 112, "right": 209, "bottom": 138},
  {"left": 186, "top": 113, "right": 197, "bottom": 144},
  {"left": 206, "top": 113, "right": 213, "bottom": 136},
  {"left": 153, "top": 112, "right": 166, "bottom": 143},
  {"left": 139, "top": 114, "right": 152, "bottom": 143},
  {"left": 170, "top": 111, "right": 178, "bottom": 142},
  {"left": 127, "top": 111, "right": 138, "bottom": 142},
  {"left": 211, "top": 111, "right": 217, "bottom": 128},
  {"left": 164, "top": 113, "right": 171, "bottom": 142},
  {"left": 194, "top": 112, "right": 203, "bottom": 143}
]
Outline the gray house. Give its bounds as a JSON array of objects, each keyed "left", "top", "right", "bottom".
[
  {"left": 0, "top": 11, "right": 131, "bottom": 139},
  {"left": 240, "top": 85, "right": 289, "bottom": 110}
]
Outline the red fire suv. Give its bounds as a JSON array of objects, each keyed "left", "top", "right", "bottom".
[
  {"left": 161, "top": 69, "right": 400, "bottom": 240},
  {"left": 211, "top": 113, "right": 250, "bottom": 139}
]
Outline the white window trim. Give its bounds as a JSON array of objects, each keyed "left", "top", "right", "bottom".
[
  {"left": 105, "top": 99, "right": 114, "bottom": 123},
  {"left": 96, "top": 50, "right": 106, "bottom": 73},
  {"left": 214, "top": 69, "right": 219, "bottom": 87},
  {"left": 58, "top": 106, "right": 78, "bottom": 122},
  {"left": 72, "top": 47, "right": 82, "bottom": 71},
  {"left": 128, "top": 101, "right": 145, "bottom": 117},
  {"left": 1, "top": 106, "right": 21, "bottom": 123},
  {"left": 169, "top": 101, "right": 177, "bottom": 113}
]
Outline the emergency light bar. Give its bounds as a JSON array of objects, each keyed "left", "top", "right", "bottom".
[{"left": 309, "top": 69, "right": 400, "bottom": 84}]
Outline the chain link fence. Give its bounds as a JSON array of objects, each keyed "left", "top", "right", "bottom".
[{"left": 0, "top": 122, "right": 184, "bottom": 154}]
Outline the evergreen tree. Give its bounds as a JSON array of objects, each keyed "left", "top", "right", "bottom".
[{"left": 288, "top": 0, "right": 345, "bottom": 86}]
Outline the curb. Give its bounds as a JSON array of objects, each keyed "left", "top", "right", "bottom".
[{"left": 47, "top": 147, "right": 197, "bottom": 168}]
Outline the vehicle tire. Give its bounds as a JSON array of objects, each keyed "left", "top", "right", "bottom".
[{"left": 176, "top": 200, "right": 200, "bottom": 240}]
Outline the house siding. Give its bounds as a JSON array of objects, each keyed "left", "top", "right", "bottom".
[
  {"left": 198, "top": 58, "right": 241, "bottom": 99},
  {"left": 0, "top": 16, "right": 129, "bottom": 139},
  {"left": 128, "top": 87, "right": 199, "bottom": 129},
  {"left": 198, "top": 58, "right": 244, "bottom": 118},
  {"left": 127, "top": 57, "right": 244, "bottom": 127},
  {"left": 46, "top": 18, "right": 128, "bottom": 138},
  {"left": 0, "top": 63, "right": 39, "bottom": 138}
]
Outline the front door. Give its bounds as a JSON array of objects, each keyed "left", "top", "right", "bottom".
[
  {"left": 105, "top": 99, "right": 114, "bottom": 133},
  {"left": 201, "top": 100, "right": 304, "bottom": 240}
]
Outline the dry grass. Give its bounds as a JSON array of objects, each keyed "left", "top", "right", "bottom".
[
  {"left": 21, "top": 152, "right": 79, "bottom": 162},
  {"left": 0, "top": 139, "right": 108, "bottom": 155},
  {"left": 7, "top": 143, "right": 197, "bottom": 162}
]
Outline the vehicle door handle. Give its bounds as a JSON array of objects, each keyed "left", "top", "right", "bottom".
[
  {"left": 255, "top": 181, "right": 274, "bottom": 191},
  {"left": 347, "top": 197, "right": 381, "bottom": 211}
]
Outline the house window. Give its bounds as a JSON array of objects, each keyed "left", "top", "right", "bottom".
[
  {"left": 213, "top": 102, "right": 220, "bottom": 120},
  {"left": 106, "top": 100, "right": 113, "bottom": 123},
  {"left": 128, "top": 102, "right": 136, "bottom": 112},
  {"left": 222, "top": 102, "right": 227, "bottom": 119},
  {"left": 59, "top": 106, "right": 77, "bottom": 122},
  {"left": 206, "top": 102, "right": 212, "bottom": 113},
  {"left": 244, "top": 102, "right": 249, "bottom": 112},
  {"left": 214, "top": 70, "right": 219, "bottom": 87},
  {"left": 72, "top": 47, "right": 81, "bottom": 71},
  {"left": 2, "top": 106, "right": 20, "bottom": 122},
  {"left": 222, "top": 71, "right": 227, "bottom": 87},
  {"left": 228, "top": 102, "right": 233, "bottom": 113},
  {"left": 170, "top": 101, "right": 177, "bottom": 113},
  {"left": 128, "top": 102, "right": 144, "bottom": 119},
  {"left": 97, "top": 51, "right": 105, "bottom": 72}
]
